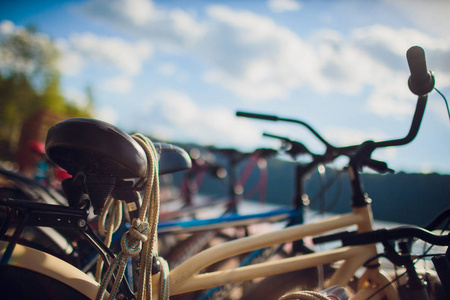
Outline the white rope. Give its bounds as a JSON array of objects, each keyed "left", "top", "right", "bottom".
[
  {"left": 278, "top": 290, "right": 331, "bottom": 300},
  {"left": 95, "top": 134, "right": 169, "bottom": 300},
  {"left": 95, "top": 195, "right": 123, "bottom": 282}
]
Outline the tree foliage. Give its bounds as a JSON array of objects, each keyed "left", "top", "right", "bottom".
[{"left": 0, "top": 25, "right": 92, "bottom": 159}]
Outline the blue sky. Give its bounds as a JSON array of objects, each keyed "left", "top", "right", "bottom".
[{"left": 1, "top": 0, "right": 449, "bottom": 174}]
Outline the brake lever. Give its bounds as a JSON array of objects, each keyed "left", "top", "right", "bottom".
[
  {"left": 262, "top": 132, "right": 313, "bottom": 159},
  {"left": 363, "top": 158, "right": 394, "bottom": 174}
]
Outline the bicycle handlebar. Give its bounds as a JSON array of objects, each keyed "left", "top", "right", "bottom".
[
  {"left": 236, "top": 111, "right": 334, "bottom": 149},
  {"left": 236, "top": 46, "right": 436, "bottom": 167},
  {"left": 340, "top": 226, "right": 450, "bottom": 247},
  {"left": 262, "top": 132, "right": 314, "bottom": 158},
  {"left": 235, "top": 112, "right": 279, "bottom": 122},
  {"left": 407, "top": 46, "right": 435, "bottom": 96},
  {"left": 424, "top": 208, "right": 450, "bottom": 231}
]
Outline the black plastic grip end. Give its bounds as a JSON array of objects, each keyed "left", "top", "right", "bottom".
[
  {"left": 236, "top": 111, "right": 279, "bottom": 121},
  {"left": 406, "top": 46, "right": 435, "bottom": 96}
]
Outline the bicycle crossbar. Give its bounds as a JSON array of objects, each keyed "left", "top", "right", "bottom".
[
  {"left": 169, "top": 210, "right": 368, "bottom": 294},
  {"left": 158, "top": 208, "right": 299, "bottom": 233}
]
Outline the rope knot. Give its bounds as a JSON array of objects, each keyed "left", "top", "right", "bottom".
[{"left": 120, "top": 219, "right": 149, "bottom": 257}]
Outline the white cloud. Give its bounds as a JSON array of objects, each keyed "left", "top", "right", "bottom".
[
  {"left": 158, "top": 63, "right": 177, "bottom": 76},
  {"left": 0, "top": 21, "right": 57, "bottom": 75},
  {"left": 309, "top": 36, "right": 378, "bottom": 95},
  {"left": 77, "top": 1, "right": 312, "bottom": 101},
  {"left": 55, "top": 40, "right": 84, "bottom": 76},
  {"left": 74, "top": 1, "right": 450, "bottom": 114},
  {"left": 137, "top": 89, "right": 262, "bottom": 147},
  {"left": 198, "top": 5, "right": 316, "bottom": 100},
  {"left": 64, "top": 87, "right": 91, "bottom": 108},
  {"left": 325, "top": 126, "right": 389, "bottom": 147},
  {"left": 94, "top": 106, "right": 118, "bottom": 124},
  {"left": 68, "top": 1, "right": 450, "bottom": 121},
  {"left": 0, "top": 20, "right": 15, "bottom": 37},
  {"left": 197, "top": 8, "right": 419, "bottom": 106},
  {"left": 115, "top": 0, "right": 156, "bottom": 25},
  {"left": 267, "top": 0, "right": 302, "bottom": 13},
  {"left": 69, "top": 33, "right": 152, "bottom": 75},
  {"left": 78, "top": 0, "right": 205, "bottom": 51},
  {"left": 155, "top": 90, "right": 198, "bottom": 126},
  {"left": 100, "top": 76, "right": 133, "bottom": 93},
  {"left": 157, "top": 63, "right": 189, "bottom": 83},
  {"left": 80, "top": 0, "right": 156, "bottom": 26},
  {"left": 353, "top": 25, "right": 450, "bottom": 55},
  {"left": 55, "top": 33, "right": 152, "bottom": 77},
  {"left": 197, "top": 7, "right": 449, "bottom": 107},
  {"left": 383, "top": 0, "right": 450, "bottom": 39},
  {"left": 364, "top": 75, "right": 415, "bottom": 120}
]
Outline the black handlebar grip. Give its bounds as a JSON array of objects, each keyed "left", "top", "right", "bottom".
[
  {"left": 407, "top": 46, "right": 428, "bottom": 83},
  {"left": 236, "top": 111, "right": 279, "bottom": 121},
  {"left": 364, "top": 159, "right": 394, "bottom": 174},
  {"left": 406, "top": 46, "right": 435, "bottom": 96}
]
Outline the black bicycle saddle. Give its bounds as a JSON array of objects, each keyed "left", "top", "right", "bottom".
[
  {"left": 45, "top": 118, "right": 191, "bottom": 213},
  {"left": 46, "top": 118, "right": 191, "bottom": 177}
]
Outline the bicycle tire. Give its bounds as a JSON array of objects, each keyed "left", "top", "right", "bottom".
[
  {"left": 239, "top": 264, "right": 338, "bottom": 300},
  {"left": 0, "top": 241, "right": 102, "bottom": 299},
  {"left": 0, "top": 265, "right": 89, "bottom": 300}
]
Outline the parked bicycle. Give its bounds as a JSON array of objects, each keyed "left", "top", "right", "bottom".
[
  {"left": 0, "top": 46, "right": 448, "bottom": 300},
  {"left": 161, "top": 146, "right": 278, "bottom": 270}
]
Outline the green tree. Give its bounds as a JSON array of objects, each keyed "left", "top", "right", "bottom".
[{"left": 0, "top": 25, "right": 92, "bottom": 159}]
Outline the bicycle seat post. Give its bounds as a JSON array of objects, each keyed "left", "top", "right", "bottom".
[
  {"left": 291, "top": 163, "right": 313, "bottom": 254},
  {"left": 348, "top": 142, "right": 375, "bottom": 208}
]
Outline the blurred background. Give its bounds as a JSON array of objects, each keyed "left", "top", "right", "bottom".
[
  {"left": 1, "top": 0, "right": 449, "bottom": 172},
  {"left": 0, "top": 0, "right": 449, "bottom": 225}
]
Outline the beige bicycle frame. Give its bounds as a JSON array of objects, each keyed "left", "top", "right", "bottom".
[
  {"left": 0, "top": 240, "right": 105, "bottom": 299},
  {"left": 0, "top": 206, "right": 399, "bottom": 300},
  {"left": 168, "top": 204, "right": 399, "bottom": 300}
]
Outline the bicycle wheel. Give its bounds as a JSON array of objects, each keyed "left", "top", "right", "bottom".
[
  {"left": 239, "top": 266, "right": 337, "bottom": 300},
  {"left": 0, "top": 265, "right": 89, "bottom": 300},
  {"left": 0, "top": 241, "right": 102, "bottom": 299}
]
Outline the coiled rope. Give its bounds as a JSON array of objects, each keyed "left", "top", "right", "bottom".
[
  {"left": 95, "top": 195, "right": 123, "bottom": 282},
  {"left": 96, "top": 133, "right": 169, "bottom": 300},
  {"left": 278, "top": 290, "right": 330, "bottom": 300}
]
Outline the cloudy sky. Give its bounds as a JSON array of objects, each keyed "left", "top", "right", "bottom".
[{"left": 1, "top": 0, "right": 449, "bottom": 174}]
